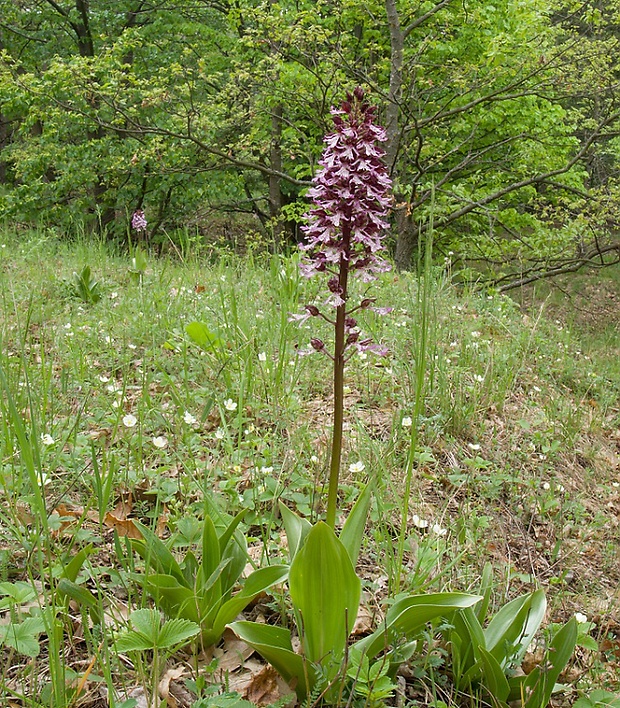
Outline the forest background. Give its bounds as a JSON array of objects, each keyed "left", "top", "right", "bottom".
[{"left": 1, "top": 0, "right": 620, "bottom": 285}]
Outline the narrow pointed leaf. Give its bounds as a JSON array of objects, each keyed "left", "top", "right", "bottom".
[
  {"left": 279, "top": 502, "right": 312, "bottom": 561},
  {"left": 339, "top": 483, "right": 373, "bottom": 565},
  {"left": 210, "top": 565, "right": 289, "bottom": 638},
  {"left": 485, "top": 590, "right": 546, "bottom": 667},
  {"left": 132, "top": 523, "right": 185, "bottom": 585},
  {"left": 478, "top": 646, "right": 511, "bottom": 705},
  {"left": 523, "top": 617, "right": 578, "bottom": 708}
]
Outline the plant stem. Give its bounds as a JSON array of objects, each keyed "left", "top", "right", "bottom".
[{"left": 326, "top": 224, "right": 351, "bottom": 528}]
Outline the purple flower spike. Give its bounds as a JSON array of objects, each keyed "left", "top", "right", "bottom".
[
  {"left": 300, "top": 90, "right": 392, "bottom": 284},
  {"left": 131, "top": 209, "right": 147, "bottom": 233}
]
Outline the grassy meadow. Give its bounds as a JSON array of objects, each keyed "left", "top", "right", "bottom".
[{"left": 0, "top": 228, "right": 619, "bottom": 707}]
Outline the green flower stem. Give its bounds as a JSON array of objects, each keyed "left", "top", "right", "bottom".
[{"left": 326, "top": 224, "right": 351, "bottom": 528}]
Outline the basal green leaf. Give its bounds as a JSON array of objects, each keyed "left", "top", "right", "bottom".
[
  {"left": 356, "top": 592, "right": 482, "bottom": 659},
  {"left": 339, "top": 482, "right": 373, "bottom": 566},
  {"left": 485, "top": 590, "right": 546, "bottom": 667},
  {"left": 278, "top": 502, "right": 312, "bottom": 561},
  {"left": 478, "top": 646, "right": 510, "bottom": 705},
  {"left": 229, "top": 621, "right": 314, "bottom": 700},
  {"left": 289, "top": 522, "right": 360, "bottom": 676},
  {"left": 132, "top": 523, "right": 186, "bottom": 585},
  {"left": 210, "top": 564, "right": 288, "bottom": 638},
  {"left": 185, "top": 322, "right": 225, "bottom": 351}
]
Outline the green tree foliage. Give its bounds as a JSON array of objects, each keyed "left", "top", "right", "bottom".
[{"left": 1, "top": 0, "right": 619, "bottom": 277}]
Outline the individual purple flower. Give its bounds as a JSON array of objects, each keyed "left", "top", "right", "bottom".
[{"left": 131, "top": 209, "right": 147, "bottom": 233}]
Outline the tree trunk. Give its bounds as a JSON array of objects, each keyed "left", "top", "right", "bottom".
[
  {"left": 394, "top": 209, "right": 418, "bottom": 271},
  {"left": 385, "top": 0, "right": 417, "bottom": 270},
  {"left": 269, "top": 103, "right": 285, "bottom": 248}
]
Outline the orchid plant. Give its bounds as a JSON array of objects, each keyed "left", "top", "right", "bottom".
[
  {"left": 231, "top": 89, "right": 480, "bottom": 704},
  {"left": 292, "top": 86, "right": 393, "bottom": 527}
]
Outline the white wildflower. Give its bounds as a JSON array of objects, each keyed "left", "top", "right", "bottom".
[
  {"left": 152, "top": 436, "right": 168, "bottom": 449},
  {"left": 40, "top": 434, "right": 55, "bottom": 446},
  {"left": 349, "top": 460, "right": 365, "bottom": 474},
  {"left": 122, "top": 414, "right": 137, "bottom": 428},
  {"left": 224, "top": 398, "right": 237, "bottom": 411}
]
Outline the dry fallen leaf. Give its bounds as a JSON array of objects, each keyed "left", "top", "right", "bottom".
[
  {"left": 351, "top": 603, "right": 374, "bottom": 636},
  {"left": 158, "top": 665, "right": 187, "bottom": 708},
  {"left": 103, "top": 512, "right": 142, "bottom": 539},
  {"left": 214, "top": 629, "right": 255, "bottom": 674}
]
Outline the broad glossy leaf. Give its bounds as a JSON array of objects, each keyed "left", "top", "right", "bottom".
[
  {"left": 62, "top": 545, "right": 94, "bottom": 583},
  {"left": 522, "top": 617, "right": 578, "bottom": 708},
  {"left": 132, "top": 522, "right": 185, "bottom": 585},
  {"left": 279, "top": 502, "right": 312, "bottom": 561},
  {"left": 356, "top": 592, "right": 482, "bottom": 659},
  {"left": 289, "top": 522, "right": 360, "bottom": 676},
  {"left": 56, "top": 579, "right": 101, "bottom": 623},
  {"left": 185, "top": 322, "right": 225, "bottom": 351},
  {"left": 209, "top": 564, "right": 289, "bottom": 638},
  {"left": 449, "top": 605, "right": 485, "bottom": 685},
  {"left": 485, "top": 590, "right": 546, "bottom": 667},
  {"left": 340, "top": 482, "right": 373, "bottom": 565},
  {"left": 229, "top": 620, "right": 314, "bottom": 699},
  {"left": 201, "top": 515, "right": 221, "bottom": 581},
  {"left": 143, "top": 574, "right": 200, "bottom": 624},
  {"left": 478, "top": 646, "right": 510, "bottom": 705}
]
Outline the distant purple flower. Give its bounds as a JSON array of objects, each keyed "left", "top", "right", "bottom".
[{"left": 131, "top": 209, "right": 147, "bottom": 233}]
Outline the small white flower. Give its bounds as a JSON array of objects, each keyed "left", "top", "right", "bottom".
[
  {"left": 41, "top": 434, "right": 55, "bottom": 446},
  {"left": 128, "top": 343, "right": 137, "bottom": 350},
  {"left": 358, "top": 351, "right": 368, "bottom": 361},
  {"left": 64, "top": 323, "right": 72, "bottom": 330},
  {"left": 183, "top": 411, "right": 197, "bottom": 426},
  {"left": 432, "top": 523, "right": 447, "bottom": 536},
  {"left": 215, "top": 428, "right": 225, "bottom": 440},
  {"left": 112, "top": 400, "right": 120, "bottom": 409},
  {"left": 473, "top": 374, "right": 484, "bottom": 383},
  {"left": 349, "top": 460, "right": 365, "bottom": 473},
  {"left": 110, "top": 291, "right": 118, "bottom": 300},
  {"left": 412, "top": 514, "right": 429, "bottom": 529},
  {"left": 468, "top": 443, "right": 481, "bottom": 451},
  {"left": 98, "top": 375, "right": 110, "bottom": 383},
  {"left": 224, "top": 398, "right": 237, "bottom": 411},
  {"left": 261, "top": 466, "right": 274, "bottom": 474},
  {"left": 401, "top": 416, "right": 413, "bottom": 428},
  {"left": 613, "top": 482, "right": 619, "bottom": 488},
  {"left": 258, "top": 352, "right": 267, "bottom": 362},
  {"left": 310, "top": 455, "right": 319, "bottom": 463},
  {"left": 471, "top": 331, "right": 481, "bottom": 338},
  {"left": 38, "top": 471, "right": 51, "bottom": 487},
  {"left": 575, "top": 612, "right": 588, "bottom": 624},
  {"left": 542, "top": 481, "right": 551, "bottom": 491},
  {"left": 556, "top": 484, "right": 565, "bottom": 493},
  {"left": 122, "top": 414, "right": 137, "bottom": 428},
  {"left": 104, "top": 336, "right": 112, "bottom": 344},
  {"left": 152, "top": 436, "right": 168, "bottom": 449}
]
